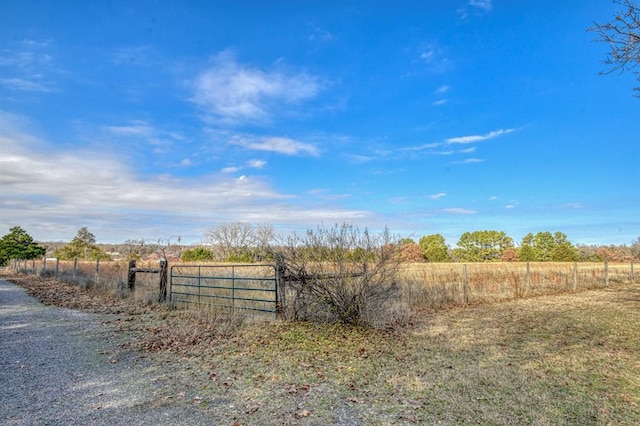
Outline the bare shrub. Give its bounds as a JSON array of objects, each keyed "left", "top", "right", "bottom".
[{"left": 272, "top": 224, "right": 403, "bottom": 328}]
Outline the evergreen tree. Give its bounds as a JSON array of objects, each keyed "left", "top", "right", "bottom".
[
  {"left": 0, "top": 226, "right": 47, "bottom": 266},
  {"left": 55, "top": 227, "right": 110, "bottom": 260},
  {"left": 419, "top": 233, "right": 450, "bottom": 262}
]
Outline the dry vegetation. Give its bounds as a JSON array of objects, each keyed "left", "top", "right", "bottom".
[{"left": 2, "top": 261, "right": 639, "bottom": 424}]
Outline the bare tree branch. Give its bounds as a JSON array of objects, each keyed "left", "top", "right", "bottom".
[{"left": 589, "top": 0, "right": 640, "bottom": 96}]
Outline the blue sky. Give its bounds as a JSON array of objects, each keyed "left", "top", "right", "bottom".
[{"left": 1, "top": 1, "right": 638, "bottom": 246}]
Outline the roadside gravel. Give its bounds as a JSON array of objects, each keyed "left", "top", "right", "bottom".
[{"left": 0, "top": 278, "right": 220, "bottom": 425}]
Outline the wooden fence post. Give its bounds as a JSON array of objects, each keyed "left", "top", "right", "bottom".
[
  {"left": 573, "top": 262, "right": 578, "bottom": 292},
  {"left": 525, "top": 261, "right": 531, "bottom": 295},
  {"left": 55, "top": 258, "right": 59, "bottom": 277},
  {"left": 463, "top": 264, "right": 469, "bottom": 304},
  {"left": 73, "top": 258, "right": 78, "bottom": 279},
  {"left": 95, "top": 258, "right": 100, "bottom": 285},
  {"left": 631, "top": 261, "right": 635, "bottom": 283},
  {"left": 128, "top": 260, "right": 136, "bottom": 291},
  {"left": 604, "top": 261, "right": 609, "bottom": 287},
  {"left": 41, "top": 257, "right": 46, "bottom": 275},
  {"left": 275, "top": 255, "right": 286, "bottom": 318},
  {"left": 158, "top": 260, "right": 168, "bottom": 302}
]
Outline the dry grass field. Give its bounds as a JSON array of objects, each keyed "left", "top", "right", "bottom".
[
  {"left": 4, "top": 264, "right": 639, "bottom": 424},
  {"left": 400, "top": 262, "right": 636, "bottom": 310}
]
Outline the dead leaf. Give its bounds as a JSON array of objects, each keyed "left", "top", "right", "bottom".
[{"left": 294, "top": 409, "right": 312, "bottom": 418}]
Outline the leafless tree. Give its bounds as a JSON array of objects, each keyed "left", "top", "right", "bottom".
[
  {"left": 204, "top": 223, "right": 273, "bottom": 262},
  {"left": 589, "top": 0, "right": 640, "bottom": 96}
]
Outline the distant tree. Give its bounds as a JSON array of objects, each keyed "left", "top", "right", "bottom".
[
  {"left": 519, "top": 231, "right": 578, "bottom": 262},
  {"left": 576, "top": 244, "right": 605, "bottom": 262},
  {"left": 551, "top": 232, "right": 579, "bottom": 261},
  {"left": 0, "top": 226, "right": 47, "bottom": 266},
  {"left": 501, "top": 249, "right": 519, "bottom": 262},
  {"left": 532, "top": 232, "right": 557, "bottom": 261},
  {"left": 519, "top": 233, "right": 536, "bottom": 261},
  {"left": 398, "top": 242, "right": 425, "bottom": 263},
  {"left": 453, "top": 230, "right": 514, "bottom": 262},
  {"left": 55, "top": 227, "right": 110, "bottom": 260},
  {"left": 631, "top": 236, "right": 640, "bottom": 260},
  {"left": 398, "top": 237, "right": 416, "bottom": 246},
  {"left": 181, "top": 247, "right": 214, "bottom": 262},
  {"left": 419, "top": 233, "right": 451, "bottom": 262},
  {"left": 204, "top": 222, "right": 273, "bottom": 262},
  {"left": 589, "top": 0, "right": 640, "bottom": 96}
]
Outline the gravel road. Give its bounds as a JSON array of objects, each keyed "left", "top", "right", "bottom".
[{"left": 0, "top": 278, "right": 219, "bottom": 425}]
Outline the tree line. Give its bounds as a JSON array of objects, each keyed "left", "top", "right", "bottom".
[{"left": 2, "top": 224, "right": 639, "bottom": 267}]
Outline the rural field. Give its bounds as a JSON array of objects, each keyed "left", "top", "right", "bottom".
[{"left": 4, "top": 263, "right": 639, "bottom": 425}]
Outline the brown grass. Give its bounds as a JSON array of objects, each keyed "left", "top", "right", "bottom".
[
  {"left": 3, "top": 268, "right": 639, "bottom": 424},
  {"left": 398, "top": 262, "right": 637, "bottom": 311},
  {"left": 123, "top": 282, "right": 639, "bottom": 425}
]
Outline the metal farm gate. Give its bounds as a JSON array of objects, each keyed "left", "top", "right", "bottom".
[{"left": 169, "top": 264, "right": 279, "bottom": 315}]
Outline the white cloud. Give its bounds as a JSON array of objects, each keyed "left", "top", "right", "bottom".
[
  {"left": 458, "top": 147, "right": 476, "bottom": 153},
  {"left": 221, "top": 166, "right": 240, "bottom": 173},
  {"left": 247, "top": 159, "right": 266, "bottom": 169},
  {"left": 429, "top": 192, "right": 447, "bottom": 200},
  {"left": 105, "top": 121, "right": 154, "bottom": 136},
  {"left": 469, "top": 0, "right": 492, "bottom": 11},
  {"left": 446, "top": 128, "right": 515, "bottom": 144},
  {"left": 564, "top": 202, "right": 586, "bottom": 209},
  {"left": 0, "top": 113, "right": 365, "bottom": 242},
  {"left": 191, "top": 50, "right": 321, "bottom": 125},
  {"left": 0, "top": 40, "right": 60, "bottom": 93},
  {"left": 442, "top": 208, "right": 477, "bottom": 215},
  {"left": 232, "top": 136, "right": 319, "bottom": 157},
  {"left": 454, "top": 158, "right": 485, "bottom": 164},
  {"left": 435, "top": 85, "right": 450, "bottom": 94},
  {"left": 432, "top": 99, "right": 448, "bottom": 106},
  {"left": 0, "top": 77, "right": 57, "bottom": 93}
]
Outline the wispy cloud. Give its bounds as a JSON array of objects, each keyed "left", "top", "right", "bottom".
[
  {"left": 231, "top": 136, "right": 319, "bottom": 157},
  {"left": 430, "top": 192, "right": 447, "bottom": 200},
  {"left": 308, "top": 26, "right": 335, "bottom": 43},
  {"left": 191, "top": 50, "right": 321, "bottom": 125},
  {"left": 0, "top": 40, "right": 60, "bottom": 93},
  {"left": 432, "top": 99, "right": 448, "bottom": 106},
  {"left": 103, "top": 120, "right": 184, "bottom": 154},
  {"left": 442, "top": 207, "right": 477, "bottom": 215},
  {"left": 446, "top": 128, "right": 515, "bottom": 144},
  {"left": 564, "top": 202, "right": 586, "bottom": 209},
  {"left": 0, "top": 77, "right": 57, "bottom": 93},
  {"left": 469, "top": 0, "right": 492, "bottom": 11},
  {"left": 458, "top": 147, "right": 476, "bottom": 154},
  {"left": 455, "top": 158, "right": 485, "bottom": 164},
  {"left": 417, "top": 42, "right": 451, "bottom": 73},
  {"left": 247, "top": 159, "right": 266, "bottom": 169}
]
